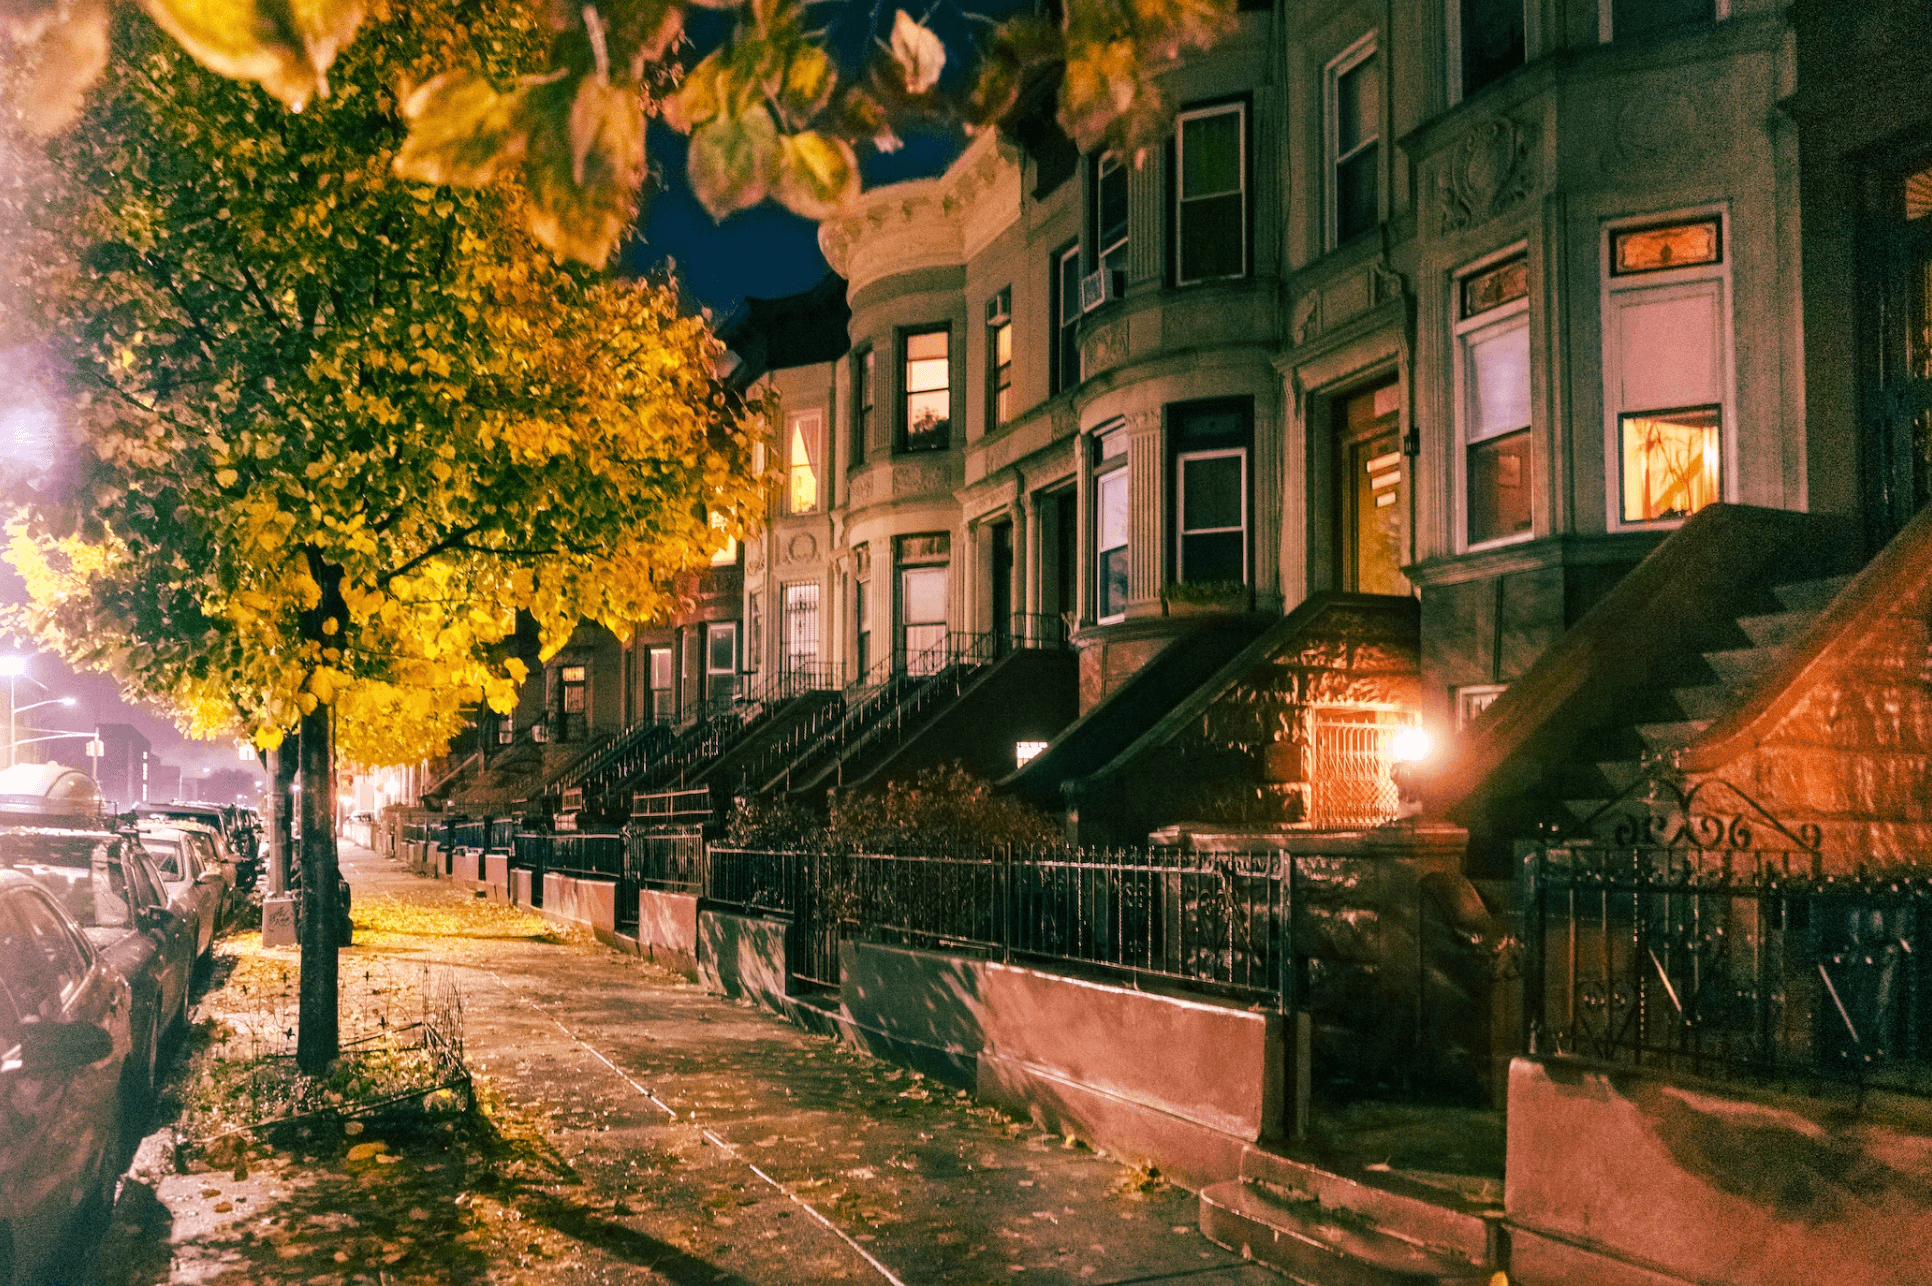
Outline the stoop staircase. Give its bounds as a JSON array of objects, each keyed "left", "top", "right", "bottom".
[
  {"left": 1548, "top": 573, "right": 1853, "bottom": 826},
  {"left": 1199, "top": 1149, "right": 1499, "bottom": 1285}
]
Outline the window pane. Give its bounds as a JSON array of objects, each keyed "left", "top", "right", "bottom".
[
  {"left": 1468, "top": 427, "right": 1533, "bottom": 544},
  {"left": 906, "top": 390, "right": 950, "bottom": 447},
  {"left": 1182, "top": 112, "right": 1242, "bottom": 197},
  {"left": 994, "top": 323, "right": 1012, "bottom": 368},
  {"left": 1182, "top": 454, "right": 1244, "bottom": 531},
  {"left": 1182, "top": 530, "right": 1245, "bottom": 584},
  {"left": 907, "top": 331, "right": 948, "bottom": 362},
  {"left": 649, "top": 648, "right": 672, "bottom": 689},
  {"left": 1336, "top": 148, "right": 1378, "bottom": 243},
  {"left": 1100, "top": 547, "right": 1130, "bottom": 618},
  {"left": 907, "top": 356, "right": 949, "bottom": 393},
  {"left": 1621, "top": 406, "right": 1721, "bottom": 522},
  {"left": 1617, "top": 290, "right": 1719, "bottom": 411},
  {"left": 1461, "top": 0, "right": 1525, "bottom": 97},
  {"left": 1337, "top": 57, "right": 1378, "bottom": 155},
  {"left": 901, "top": 566, "right": 948, "bottom": 624},
  {"left": 1097, "top": 467, "right": 1129, "bottom": 549},
  {"left": 789, "top": 414, "right": 821, "bottom": 513},
  {"left": 1461, "top": 255, "right": 1528, "bottom": 318},
  {"left": 1098, "top": 157, "right": 1129, "bottom": 246},
  {"left": 1181, "top": 192, "right": 1244, "bottom": 282},
  {"left": 707, "top": 625, "right": 735, "bottom": 674},
  {"left": 1468, "top": 321, "right": 1531, "bottom": 441}
]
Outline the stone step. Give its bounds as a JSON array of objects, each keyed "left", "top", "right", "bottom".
[
  {"left": 1668, "top": 683, "right": 1735, "bottom": 721},
  {"left": 1772, "top": 574, "right": 1853, "bottom": 614},
  {"left": 1634, "top": 719, "right": 1711, "bottom": 753},
  {"left": 1702, "top": 643, "right": 1793, "bottom": 689},
  {"left": 1734, "top": 608, "right": 1820, "bottom": 650},
  {"left": 1237, "top": 1147, "right": 1498, "bottom": 1267},
  {"left": 1200, "top": 1181, "right": 1489, "bottom": 1286}
]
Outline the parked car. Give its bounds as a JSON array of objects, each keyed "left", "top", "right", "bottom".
[
  {"left": 133, "top": 801, "right": 257, "bottom": 891},
  {"left": 133, "top": 825, "right": 226, "bottom": 962},
  {"left": 8, "top": 838, "right": 195, "bottom": 1107}
]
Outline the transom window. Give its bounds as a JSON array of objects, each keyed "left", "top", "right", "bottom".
[
  {"left": 1456, "top": 251, "right": 1533, "bottom": 548},
  {"left": 902, "top": 328, "right": 950, "bottom": 452},
  {"left": 1177, "top": 103, "right": 1247, "bottom": 284}
]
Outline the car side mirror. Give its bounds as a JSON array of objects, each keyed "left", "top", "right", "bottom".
[{"left": 8, "top": 1020, "right": 114, "bottom": 1077}]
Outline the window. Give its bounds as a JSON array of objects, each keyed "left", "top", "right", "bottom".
[
  {"left": 1094, "top": 429, "right": 1129, "bottom": 622},
  {"left": 552, "top": 663, "right": 589, "bottom": 740},
  {"left": 709, "top": 512, "right": 738, "bottom": 566},
  {"left": 902, "top": 329, "right": 951, "bottom": 452},
  {"left": 1094, "top": 154, "right": 1129, "bottom": 279},
  {"left": 1604, "top": 216, "right": 1729, "bottom": 526},
  {"left": 1052, "top": 245, "right": 1082, "bottom": 394},
  {"left": 4, "top": 890, "right": 91, "bottom": 1017},
  {"left": 851, "top": 346, "right": 873, "bottom": 467},
  {"left": 1457, "top": 252, "right": 1533, "bottom": 547},
  {"left": 1606, "top": 0, "right": 1716, "bottom": 42},
  {"left": 1177, "top": 104, "right": 1246, "bottom": 283},
  {"left": 900, "top": 566, "right": 949, "bottom": 673},
  {"left": 854, "top": 576, "right": 872, "bottom": 679},
  {"left": 782, "top": 583, "right": 820, "bottom": 685},
  {"left": 649, "top": 646, "right": 674, "bottom": 722},
  {"left": 986, "top": 287, "right": 1013, "bottom": 430},
  {"left": 496, "top": 710, "right": 515, "bottom": 745},
  {"left": 1454, "top": 0, "right": 1525, "bottom": 101},
  {"left": 1328, "top": 42, "right": 1380, "bottom": 247},
  {"left": 788, "top": 409, "right": 823, "bottom": 514},
  {"left": 1170, "top": 400, "right": 1252, "bottom": 586},
  {"left": 705, "top": 623, "right": 737, "bottom": 711}
]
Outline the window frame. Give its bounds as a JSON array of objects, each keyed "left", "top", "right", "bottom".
[
  {"left": 1453, "top": 245, "right": 1535, "bottom": 552},
  {"left": 1092, "top": 152, "right": 1130, "bottom": 278},
  {"left": 1600, "top": 207, "right": 1735, "bottom": 533},
  {"left": 1325, "top": 34, "right": 1381, "bottom": 250},
  {"left": 899, "top": 325, "right": 952, "bottom": 453},
  {"left": 786, "top": 407, "right": 824, "bottom": 515},
  {"left": 986, "top": 286, "right": 1014, "bottom": 432},
  {"left": 1174, "top": 100, "right": 1250, "bottom": 286},
  {"left": 1175, "top": 447, "right": 1250, "bottom": 586},
  {"left": 1093, "top": 427, "right": 1130, "bottom": 624},
  {"left": 850, "top": 345, "right": 874, "bottom": 468},
  {"left": 1051, "top": 243, "right": 1082, "bottom": 395}
]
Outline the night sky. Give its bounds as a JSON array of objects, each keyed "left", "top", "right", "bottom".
[{"left": 0, "top": 1, "right": 1004, "bottom": 778}]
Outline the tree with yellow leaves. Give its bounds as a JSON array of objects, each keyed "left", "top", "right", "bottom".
[
  {"left": 2, "top": 0, "right": 1240, "bottom": 267},
  {"left": 0, "top": 0, "right": 765, "bottom": 1071}
]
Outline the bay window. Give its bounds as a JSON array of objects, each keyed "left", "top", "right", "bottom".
[{"left": 1170, "top": 399, "right": 1252, "bottom": 586}]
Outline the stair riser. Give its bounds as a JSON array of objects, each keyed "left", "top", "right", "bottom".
[
  {"left": 1238, "top": 1150, "right": 1496, "bottom": 1266},
  {"left": 1200, "top": 1192, "right": 1485, "bottom": 1286}
]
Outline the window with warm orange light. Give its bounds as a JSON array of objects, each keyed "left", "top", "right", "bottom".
[
  {"left": 787, "top": 409, "right": 822, "bottom": 514},
  {"left": 1620, "top": 406, "right": 1721, "bottom": 522}
]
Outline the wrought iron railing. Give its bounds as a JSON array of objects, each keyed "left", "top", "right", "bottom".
[
  {"left": 631, "top": 787, "right": 714, "bottom": 823},
  {"left": 705, "top": 844, "right": 1302, "bottom": 1003},
  {"left": 626, "top": 828, "right": 705, "bottom": 894},
  {"left": 1524, "top": 774, "right": 1932, "bottom": 1100},
  {"left": 512, "top": 830, "right": 626, "bottom": 882}
]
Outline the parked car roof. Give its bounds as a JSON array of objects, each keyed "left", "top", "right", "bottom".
[{"left": 0, "top": 762, "right": 108, "bottom": 825}]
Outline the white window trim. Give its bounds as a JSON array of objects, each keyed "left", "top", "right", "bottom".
[
  {"left": 1599, "top": 207, "right": 1735, "bottom": 534},
  {"left": 1094, "top": 447, "right": 1130, "bottom": 625},
  {"left": 1452, "top": 243, "right": 1534, "bottom": 553},
  {"left": 1096, "top": 153, "right": 1129, "bottom": 274},
  {"left": 1056, "top": 245, "right": 1084, "bottom": 390},
  {"left": 1599, "top": 0, "right": 1729, "bottom": 43},
  {"left": 1175, "top": 447, "right": 1249, "bottom": 585},
  {"left": 787, "top": 408, "right": 823, "bottom": 515},
  {"left": 1175, "top": 102, "right": 1249, "bottom": 286},
  {"left": 704, "top": 622, "right": 737, "bottom": 676},
  {"left": 1325, "top": 33, "right": 1380, "bottom": 252},
  {"left": 1445, "top": 0, "right": 1529, "bottom": 106}
]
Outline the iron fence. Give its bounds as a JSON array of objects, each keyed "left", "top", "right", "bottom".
[
  {"left": 705, "top": 844, "right": 1300, "bottom": 1003},
  {"left": 450, "top": 819, "right": 488, "bottom": 851},
  {"left": 513, "top": 831, "right": 626, "bottom": 882},
  {"left": 625, "top": 828, "right": 704, "bottom": 894},
  {"left": 1526, "top": 842, "right": 1932, "bottom": 1100}
]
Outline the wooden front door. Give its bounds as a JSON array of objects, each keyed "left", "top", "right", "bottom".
[{"left": 1335, "top": 380, "right": 1406, "bottom": 595}]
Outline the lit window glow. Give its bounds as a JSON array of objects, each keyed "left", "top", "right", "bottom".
[
  {"left": 1015, "top": 740, "right": 1049, "bottom": 766},
  {"left": 1621, "top": 406, "right": 1721, "bottom": 522}
]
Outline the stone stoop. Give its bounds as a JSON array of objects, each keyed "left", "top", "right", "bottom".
[{"left": 1199, "top": 1147, "right": 1499, "bottom": 1286}]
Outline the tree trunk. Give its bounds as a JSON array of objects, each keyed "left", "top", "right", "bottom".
[
  {"left": 295, "top": 546, "right": 348, "bottom": 1076},
  {"left": 267, "top": 739, "right": 297, "bottom": 896},
  {"left": 295, "top": 702, "right": 339, "bottom": 1074}
]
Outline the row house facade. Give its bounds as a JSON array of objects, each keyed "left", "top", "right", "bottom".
[{"left": 740, "top": 0, "right": 1854, "bottom": 821}]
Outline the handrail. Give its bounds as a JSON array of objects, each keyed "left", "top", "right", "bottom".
[
  {"left": 1677, "top": 500, "right": 1932, "bottom": 773},
  {"left": 422, "top": 750, "right": 482, "bottom": 797}
]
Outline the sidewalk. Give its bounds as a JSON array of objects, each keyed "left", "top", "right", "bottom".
[{"left": 105, "top": 844, "right": 1282, "bottom": 1285}]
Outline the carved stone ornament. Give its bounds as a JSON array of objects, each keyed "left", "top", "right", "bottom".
[
  {"left": 848, "top": 471, "right": 877, "bottom": 506},
  {"left": 784, "top": 533, "right": 819, "bottom": 564},
  {"left": 1438, "top": 117, "right": 1536, "bottom": 234},
  {"left": 1085, "top": 322, "right": 1128, "bottom": 374},
  {"left": 1293, "top": 295, "right": 1321, "bottom": 344},
  {"left": 1601, "top": 90, "right": 1697, "bottom": 174}
]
